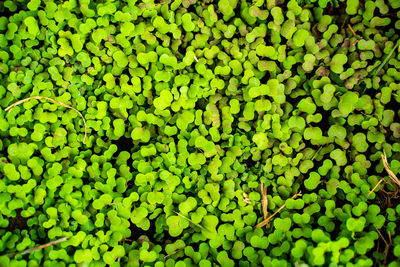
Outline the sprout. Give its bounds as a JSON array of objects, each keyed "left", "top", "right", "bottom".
[
  {"left": 338, "top": 91, "right": 359, "bottom": 116},
  {"left": 273, "top": 217, "right": 292, "bottom": 232},
  {"left": 0, "top": 0, "right": 399, "bottom": 266},
  {"left": 3, "top": 162, "right": 20, "bottom": 182},
  {"left": 182, "top": 14, "right": 195, "bottom": 32},
  {"left": 23, "top": 17, "right": 40, "bottom": 37},
  {"left": 252, "top": 132, "right": 268, "bottom": 150},
  {"left": 346, "top": 217, "right": 366, "bottom": 232},
  {"left": 293, "top": 29, "right": 310, "bottom": 47},
  {"left": 154, "top": 90, "right": 173, "bottom": 110}
]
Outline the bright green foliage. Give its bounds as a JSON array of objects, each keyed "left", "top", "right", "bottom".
[
  {"left": 252, "top": 132, "right": 269, "bottom": 150},
  {"left": 304, "top": 172, "right": 321, "bottom": 190},
  {"left": 346, "top": 0, "right": 360, "bottom": 15},
  {"left": 338, "top": 91, "right": 359, "bottom": 116},
  {"left": 0, "top": 0, "right": 399, "bottom": 266},
  {"left": 154, "top": 90, "right": 173, "bottom": 110},
  {"left": 330, "top": 54, "right": 348, "bottom": 74}
]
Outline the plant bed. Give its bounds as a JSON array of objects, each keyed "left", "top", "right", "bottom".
[{"left": 1, "top": 0, "right": 400, "bottom": 266}]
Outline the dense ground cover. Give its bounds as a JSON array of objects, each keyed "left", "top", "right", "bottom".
[{"left": 0, "top": 0, "right": 400, "bottom": 266}]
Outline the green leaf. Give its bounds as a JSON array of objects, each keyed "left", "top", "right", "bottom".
[
  {"left": 252, "top": 132, "right": 269, "bottom": 150},
  {"left": 338, "top": 91, "right": 359, "bottom": 116}
]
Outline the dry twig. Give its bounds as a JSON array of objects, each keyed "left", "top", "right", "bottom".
[
  {"left": 5, "top": 96, "right": 87, "bottom": 144},
  {"left": 376, "top": 227, "right": 389, "bottom": 247},
  {"left": 381, "top": 152, "right": 400, "bottom": 187},
  {"left": 367, "top": 152, "right": 400, "bottom": 197},
  {"left": 242, "top": 192, "right": 251, "bottom": 204},
  {"left": 164, "top": 249, "right": 182, "bottom": 259},
  {"left": 376, "top": 227, "right": 392, "bottom": 265},
  {"left": 367, "top": 178, "right": 385, "bottom": 197},
  {"left": 260, "top": 181, "right": 268, "bottom": 220},
  {"left": 255, "top": 192, "right": 302, "bottom": 229},
  {"left": 347, "top": 24, "right": 357, "bottom": 37},
  {"left": 347, "top": 24, "right": 360, "bottom": 47},
  {"left": 5, "top": 237, "right": 69, "bottom": 257}
]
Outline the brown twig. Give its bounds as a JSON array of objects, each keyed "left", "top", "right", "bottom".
[
  {"left": 376, "top": 227, "right": 389, "bottom": 247},
  {"left": 385, "top": 230, "right": 392, "bottom": 265},
  {"left": 370, "top": 151, "right": 400, "bottom": 201},
  {"left": 347, "top": 24, "right": 357, "bottom": 37},
  {"left": 368, "top": 178, "right": 385, "bottom": 197},
  {"left": 347, "top": 24, "right": 360, "bottom": 47},
  {"left": 255, "top": 192, "right": 302, "bottom": 229},
  {"left": 5, "top": 237, "right": 69, "bottom": 257},
  {"left": 261, "top": 181, "right": 268, "bottom": 220},
  {"left": 376, "top": 227, "right": 392, "bottom": 265},
  {"left": 5, "top": 96, "right": 87, "bottom": 144},
  {"left": 164, "top": 249, "right": 182, "bottom": 259},
  {"left": 352, "top": 39, "right": 359, "bottom": 47},
  {"left": 340, "top": 16, "right": 349, "bottom": 32}
]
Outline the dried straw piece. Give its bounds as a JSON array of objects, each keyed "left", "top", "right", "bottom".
[
  {"left": 347, "top": 24, "right": 360, "bottom": 46},
  {"left": 242, "top": 192, "right": 251, "bottom": 204},
  {"left": 367, "top": 178, "right": 385, "bottom": 197},
  {"left": 367, "top": 152, "right": 400, "bottom": 197},
  {"left": 164, "top": 249, "right": 182, "bottom": 259},
  {"left": 260, "top": 181, "right": 268, "bottom": 220},
  {"left": 5, "top": 96, "right": 87, "bottom": 144},
  {"left": 381, "top": 152, "right": 400, "bottom": 187},
  {"left": 255, "top": 192, "right": 302, "bottom": 229},
  {"left": 347, "top": 24, "right": 357, "bottom": 37},
  {"left": 6, "top": 237, "right": 69, "bottom": 257}
]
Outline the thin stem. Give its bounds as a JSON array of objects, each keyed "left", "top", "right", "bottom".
[
  {"left": 311, "top": 146, "right": 323, "bottom": 161},
  {"left": 155, "top": 0, "right": 171, "bottom": 5},
  {"left": 5, "top": 96, "right": 87, "bottom": 144},
  {"left": 376, "top": 227, "right": 389, "bottom": 247},
  {"left": 164, "top": 249, "right": 182, "bottom": 259},
  {"left": 373, "top": 39, "right": 400, "bottom": 76},
  {"left": 367, "top": 178, "right": 385, "bottom": 197},
  {"left": 382, "top": 151, "right": 400, "bottom": 187},
  {"left": 347, "top": 24, "right": 357, "bottom": 37},
  {"left": 261, "top": 181, "right": 268, "bottom": 220},
  {"left": 173, "top": 211, "right": 209, "bottom": 232},
  {"left": 5, "top": 237, "right": 69, "bottom": 257},
  {"left": 255, "top": 192, "right": 302, "bottom": 229}
]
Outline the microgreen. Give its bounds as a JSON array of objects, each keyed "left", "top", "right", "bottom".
[{"left": 1, "top": 1, "right": 399, "bottom": 266}]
